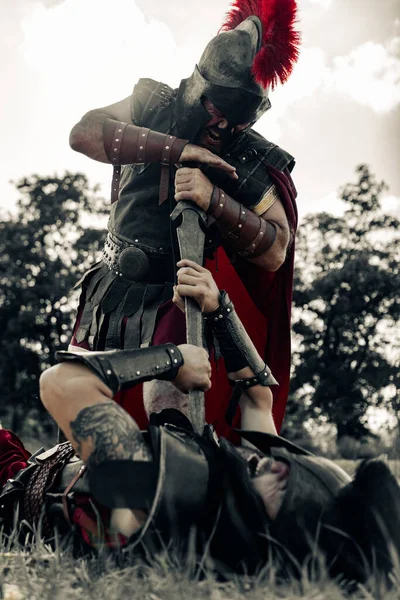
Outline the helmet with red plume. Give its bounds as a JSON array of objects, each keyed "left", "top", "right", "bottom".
[{"left": 175, "top": 0, "right": 300, "bottom": 141}]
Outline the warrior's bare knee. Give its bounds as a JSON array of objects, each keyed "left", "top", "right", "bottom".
[
  {"left": 39, "top": 365, "right": 62, "bottom": 412},
  {"left": 40, "top": 362, "right": 112, "bottom": 415}
]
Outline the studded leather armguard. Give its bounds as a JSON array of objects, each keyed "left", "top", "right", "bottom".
[
  {"left": 208, "top": 186, "right": 277, "bottom": 258},
  {"left": 103, "top": 118, "right": 189, "bottom": 167},
  {"left": 205, "top": 291, "right": 277, "bottom": 425},
  {"left": 204, "top": 291, "right": 277, "bottom": 386},
  {"left": 56, "top": 344, "right": 184, "bottom": 395}
]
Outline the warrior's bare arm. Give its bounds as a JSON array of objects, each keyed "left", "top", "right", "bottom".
[
  {"left": 173, "top": 260, "right": 277, "bottom": 436},
  {"left": 175, "top": 169, "right": 289, "bottom": 272},
  {"left": 69, "top": 97, "right": 133, "bottom": 163},
  {"left": 69, "top": 98, "right": 237, "bottom": 176}
]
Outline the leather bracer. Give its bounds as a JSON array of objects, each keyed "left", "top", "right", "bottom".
[
  {"left": 205, "top": 291, "right": 277, "bottom": 425},
  {"left": 208, "top": 186, "right": 277, "bottom": 258},
  {"left": 103, "top": 118, "right": 188, "bottom": 167},
  {"left": 56, "top": 344, "right": 184, "bottom": 395},
  {"left": 205, "top": 292, "right": 277, "bottom": 385}
]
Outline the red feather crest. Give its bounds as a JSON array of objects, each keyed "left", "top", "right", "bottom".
[{"left": 220, "top": 0, "right": 300, "bottom": 89}]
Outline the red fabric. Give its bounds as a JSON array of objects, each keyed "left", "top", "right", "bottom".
[
  {"left": 205, "top": 165, "right": 298, "bottom": 435},
  {"left": 70, "top": 169, "right": 297, "bottom": 441},
  {"left": 118, "top": 168, "right": 297, "bottom": 440},
  {"left": 0, "top": 430, "right": 31, "bottom": 488}
]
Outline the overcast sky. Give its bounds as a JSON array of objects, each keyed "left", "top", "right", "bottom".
[{"left": 1, "top": 0, "right": 399, "bottom": 221}]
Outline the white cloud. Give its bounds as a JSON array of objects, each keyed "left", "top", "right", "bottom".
[
  {"left": 255, "top": 46, "right": 329, "bottom": 140},
  {"left": 20, "top": 0, "right": 197, "bottom": 106},
  {"left": 303, "top": 0, "right": 333, "bottom": 8},
  {"left": 329, "top": 39, "right": 400, "bottom": 113},
  {"left": 10, "top": 0, "right": 199, "bottom": 207}
]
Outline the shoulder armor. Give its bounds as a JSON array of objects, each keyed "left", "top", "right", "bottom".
[
  {"left": 131, "top": 78, "right": 175, "bottom": 126},
  {"left": 231, "top": 129, "right": 295, "bottom": 174},
  {"left": 206, "top": 130, "right": 296, "bottom": 210}
]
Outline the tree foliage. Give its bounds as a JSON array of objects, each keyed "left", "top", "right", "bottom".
[
  {"left": 0, "top": 173, "right": 106, "bottom": 433},
  {"left": 290, "top": 165, "right": 400, "bottom": 440}
]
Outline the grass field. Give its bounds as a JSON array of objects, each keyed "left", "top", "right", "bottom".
[{"left": 0, "top": 460, "right": 399, "bottom": 600}]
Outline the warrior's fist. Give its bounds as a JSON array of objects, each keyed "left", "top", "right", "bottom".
[
  {"left": 174, "top": 167, "right": 214, "bottom": 212},
  {"left": 178, "top": 143, "right": 238, "bottom": 180},
  {"left": 172, "top": 344, "right": 212, "bottom": 392},
  {"left": 173, "top": 259, "right": 220, "bottom": 313}
]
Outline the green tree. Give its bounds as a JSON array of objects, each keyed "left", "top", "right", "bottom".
[
  {"left": 0, "top": 172, "right": 107, "bottom": 434},
  {"left": 290, "top": 165, "right": 399, "bottom": 441}
]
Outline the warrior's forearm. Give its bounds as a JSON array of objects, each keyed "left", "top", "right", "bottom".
[
  {"left": 56, "top": 344, "right": 184, "bottom": 395},
  {"left": 208, "top": 187, "right": 277, "bottom": 260},
  {"left": 206, "top": 292, "right": 276, "bottom": 384},
  {"left": 70, "top": 112, "right": 189, "bottom": 166}
]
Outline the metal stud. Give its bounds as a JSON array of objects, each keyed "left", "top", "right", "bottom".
[
  {"left": 136, "top": 371, "right": 141, "bottom": 376},
  {"left": 238, "top": 224, "right": 242, "bottom": 229},
  {"left": 166, "top": 361, "right": 170, "bottom": 366},
  {"left": 219, "top": 203, "right": 223, "bottom": 207},
  {"left": 174, "top": 359, "right": 178, "bottom": 364},
  {"left": 170, "top": 349, "right": 174, "bottom": 354},
  {"left": 165, "top": 146, "right": 170, "bottom": 150},
  {"left": 135, "top": 239, "right": 139, "bottom": 243},
  {"left": 107, "top": 370, "right": 112, "bottom": 375}
]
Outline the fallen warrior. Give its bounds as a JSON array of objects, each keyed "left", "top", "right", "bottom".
[{"left": 0, "top": 264, "right": 399, "bottom": 585}]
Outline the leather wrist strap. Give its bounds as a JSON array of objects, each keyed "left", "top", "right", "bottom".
[
  {"left": 56, "top": 343, "right": 184, "bottom": 395},
  {"left": 103, "top": 118, "right": 189, "bottom": 204},
  {"left": 207, "top": 187, "right": 277, "bottom": 258},
  {"left": 204, "top": 291, "right": 277, "bottom": 426}
]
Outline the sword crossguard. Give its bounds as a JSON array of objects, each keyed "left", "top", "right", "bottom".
[{"left": 170, "top": 201, "right": 208, "bottom": 228}]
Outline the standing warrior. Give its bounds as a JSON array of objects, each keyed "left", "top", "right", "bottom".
[{"left": 68, "top": 0, "right": 300, "bottom": 439}]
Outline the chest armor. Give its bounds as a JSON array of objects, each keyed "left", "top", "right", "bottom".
[{"left": 108, "top": 79, "right": 295, "bottom": 251}]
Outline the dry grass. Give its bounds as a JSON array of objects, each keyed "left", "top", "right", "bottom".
[{"left": 0, "top": 460, "right": 399, "bottom": 599}]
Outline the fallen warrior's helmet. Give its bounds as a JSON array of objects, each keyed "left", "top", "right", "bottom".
[
  {"left": 175, "top": 0, "right": 301, "bottom": 140},
  {"left": 242, "top": 431, "right": 400, "bottom": 584}
]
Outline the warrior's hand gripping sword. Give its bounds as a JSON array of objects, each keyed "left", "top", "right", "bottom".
[{"left": 170, "top": 201, "right": 207, "bottom": 435}]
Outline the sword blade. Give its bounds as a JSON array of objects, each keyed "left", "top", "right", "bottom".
[{"left": 171, "top": 202, "right": 207, "bottom": 434}]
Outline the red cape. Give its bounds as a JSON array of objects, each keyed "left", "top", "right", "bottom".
[{"left": 116, "top": 166, "right": 298, "bottom": 443}]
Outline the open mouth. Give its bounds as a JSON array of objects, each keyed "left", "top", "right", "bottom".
[{"left": 204, "top": 127, "right": 221, "bottom": 145}]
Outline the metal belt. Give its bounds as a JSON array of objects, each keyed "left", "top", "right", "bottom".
[{"left": 102, "top": 233, "right": 175, "bottom": 283}]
